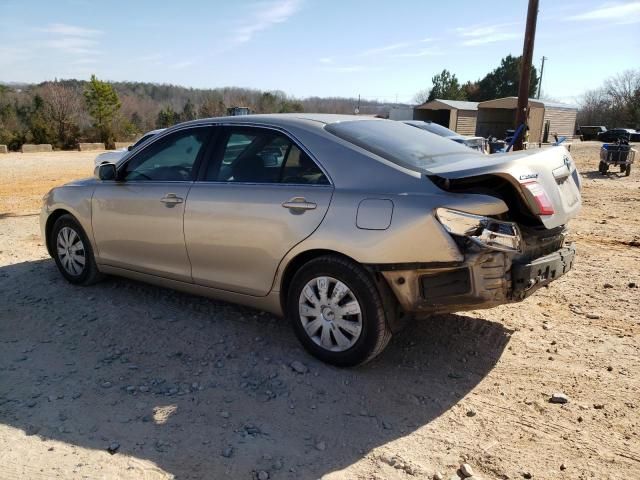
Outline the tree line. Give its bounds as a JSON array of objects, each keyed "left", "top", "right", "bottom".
[
  {"left": 576, "top": 69, "right": 640, "bottom": 129},
  {"left": 0, "top": 77, "right": 392, "bottom": 151},
  {"left": 413, "top": 54, "right": 539, "bottom": 104},
  {"left": 413, "top": 54, "right": 639, "bottom": 130},
  {"left": 2, "top": 60, "right": 637, "bottom": 151}
]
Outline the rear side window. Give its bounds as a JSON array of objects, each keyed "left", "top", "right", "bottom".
[
  {"left": 325, "top": 120, "right": 472, "bottom": 172},
  {"left": 206, "top": 128, "right": 329, "bottom": 185}
]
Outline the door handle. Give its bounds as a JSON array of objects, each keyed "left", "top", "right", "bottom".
[
  {"left": 282, "top": 197, "right": 317, "bottom": 211},
  {"left": 161, "top": 193, "right": 184, "bottom": 206}
]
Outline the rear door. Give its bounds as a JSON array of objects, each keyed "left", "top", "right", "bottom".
[{"left": 184, "top": 126, "right": 333, "bottom": 296}]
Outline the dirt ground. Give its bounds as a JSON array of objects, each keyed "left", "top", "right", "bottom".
[{"left": 0, "top": 143, "right": 638, "bottom": 480}]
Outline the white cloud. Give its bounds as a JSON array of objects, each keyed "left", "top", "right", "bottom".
[
  {"left": 233, "top": 0, "right": 302, "bottom": 44},
  {"left": 461, "top": 32, "right": 519, "bottom": 46},
  {"left": 39, "top": 22, "right": 103, "bottom": 59},
  {"left": 457, "top": 25, "right": 499, "bottom": 37},
  {"left": 45, "top": 36, "right": 99, "bottom": 55},
  {"left": 569, "top": 2, "right": 640, "bottom": 23},
  {"left": 361, "top": 42, "right": 412, "bottom": 56},
  {"left": 319, "top": 57, "right": 333, "bottom": 64},
  {"left": 41, "top": 23, "right": 102, "bottom": 37},
  {"left": 0, "top": 46, "right": 26, "bottom": 65},
  {"left": 137, "top": 53, "right": 165, "bottom": 63},
  {"left": 395, "top": 47, "right": 442, "bottom": 57},
  {"left": 455, "top": 23, "right": 520, "bottom": 46},
  {"left": 320, "top": 65, "right": 368, "bottom": 73},
  {"left": 70, "top": 57, "right": 98, "bottom": 65},
  {"left": 170, "top": 60, "right": 195, "bottom": 70}
]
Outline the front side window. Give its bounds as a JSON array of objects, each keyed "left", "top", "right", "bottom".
[
  {"left": 207, "top": 128, "right": 328, "bottom": 185},
  {"left": 123, "top": 127, "right": 210, "bottom": 181}
]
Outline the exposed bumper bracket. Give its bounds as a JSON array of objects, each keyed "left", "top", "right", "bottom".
[{"left": 511, "top": 244, "right": 576, "bottom": 300}]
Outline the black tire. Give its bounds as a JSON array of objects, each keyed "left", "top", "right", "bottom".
[
  {"left": 599, "top": 161, "right": 608, "bottom": 174},
  {"left": 50, "top": 214, "right": 103, "bottom": 285},
  {"left": 625, "top": 164, "right": 631, "bottom": 177},
  {"left": 620, "top": 164, "right": 626, "bottom": 173},
  {"left": 287, "top": 255, "right": 392, "bottom": 367}
]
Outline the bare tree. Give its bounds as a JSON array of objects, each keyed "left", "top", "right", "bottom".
[
  {"left": 40, "top": 82, "right": 82, "bottom": 148},
  {"left": 412, "top": 89, "right": 430, "bottom": 105},
  {"left": 578, "top": 69, "right": 640, "bottom": 128},
  {"left": 605, "top": 70, "right": 640, "bottom": 109}
]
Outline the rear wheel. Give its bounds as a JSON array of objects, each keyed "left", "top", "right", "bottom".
[
  {"left": 287, "top": 255, "right": 392, "bottom": 367},
  {"left": 51, "top": 214, "right": 102, "bottom": 285},
  {"left": 620, "top": 164, "right": 626, "bottom": 173}
]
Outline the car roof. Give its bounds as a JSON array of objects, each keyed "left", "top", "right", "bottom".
[{"left": 178, "top": 113, "right": 383, "bottom": 130}]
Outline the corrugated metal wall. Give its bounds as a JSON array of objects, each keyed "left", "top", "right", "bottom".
[
  {"left": 455, "top": 110, "right": 477, "bottom": 136},
  {"left": 528, "top": 107, "right": 544, "bottom": 143},
  {"left": 449, "top": 110, "right": 458, "bottom": 131},
  {"left": 543, "top": 108, "right": 577, "bottom": 139}
]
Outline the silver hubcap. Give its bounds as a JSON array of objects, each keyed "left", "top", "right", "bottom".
[
  {"left": 298, "top": 276, "right": 363, "bottom": 352},
  {"left": 56, "top": 226, "right": 85, "bottom": 276}
]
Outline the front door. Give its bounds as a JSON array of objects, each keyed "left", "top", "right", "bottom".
[
  {"left": 92, "top": 126, "right": 212, "bottom": 281},
  {"left": 184, "top": 127, "right": 333, "bottom": 296}
]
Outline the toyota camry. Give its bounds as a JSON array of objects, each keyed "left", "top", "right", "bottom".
[{"left": 41, "top": 114, "right": 581, "bottom": 366}]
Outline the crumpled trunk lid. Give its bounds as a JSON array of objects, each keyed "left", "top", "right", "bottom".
[{"left": 427, "top": 146, "right": 582, "bottom": 229}]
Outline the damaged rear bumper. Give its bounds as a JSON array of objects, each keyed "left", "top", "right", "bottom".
[{"left": 379, "top": 244, "right": 576, "bottom": 314}]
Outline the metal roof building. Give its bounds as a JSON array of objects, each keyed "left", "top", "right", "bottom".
[
  {"left": 413, "top": 99, "right": 479, "bottom": 136},
  {"left": 476, "top": 97, "right": 578, "bottom": 143}
]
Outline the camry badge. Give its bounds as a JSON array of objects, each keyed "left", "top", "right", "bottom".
[{"left": 519, "top": 173, "right": 538, "bottom": 181}]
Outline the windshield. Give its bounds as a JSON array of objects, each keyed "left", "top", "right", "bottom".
[
  {"left": 132, "top": 132, "right": 156, "bottom": 149},
  {"left": 325, "top": 120, "right": 473, "bottom": 172},
  {"left": 404, "top": 120, "right": 458, "bottom": 137}
]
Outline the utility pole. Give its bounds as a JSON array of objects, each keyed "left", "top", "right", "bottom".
[
  {"left": 536, "top": 56, "right": 547, "bottom": 99},
  {"left": 514, "top": 0, "right": 539, "bottom": 151}
]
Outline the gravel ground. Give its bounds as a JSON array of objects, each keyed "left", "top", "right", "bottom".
[{"left": 0, "top": 144, "right": 639, "bottom": 480}]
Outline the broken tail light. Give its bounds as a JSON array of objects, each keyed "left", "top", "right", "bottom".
[
  {"left": 435, "top": 208, "right": 522, "bottom": 252},
  {"left": 522, "top": 181, "right": 555, "bottom": 216}
]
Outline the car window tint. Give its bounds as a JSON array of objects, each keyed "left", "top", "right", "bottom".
[
  {"left": 207, "top": 128, "right": 329, "bottom": 184},
  {"left": 281, "top": 145, "right": 329, "bottom": 185},
  {"left": 325, "top": 120, "right": 471, "bottom": 173},
  {"left": 222, "top": 133, "right": 254, "bottom": 165},
  {"left": 124, "top": 128, "right": 208, "bottom": 181},
  {"left": 131, "top": 133, "right": 154, "bottom": 149}
]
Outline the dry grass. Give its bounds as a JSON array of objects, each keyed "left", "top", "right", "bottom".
[{"left": 0, "top": 151, "right": 96, "bottom": 215}]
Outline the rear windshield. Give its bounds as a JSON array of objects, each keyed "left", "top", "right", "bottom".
[
  {"left": 325, "top": 120, "right": 472, "bottom": 171},
  {"left": 405, "top": 121, "right": 457, "bottom": 137}
]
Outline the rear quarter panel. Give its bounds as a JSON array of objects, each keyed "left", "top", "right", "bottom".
[{"left": 272, "top": 188, "right": 509, "bottom": 291}]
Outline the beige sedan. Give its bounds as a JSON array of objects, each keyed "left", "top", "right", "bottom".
[{"left": 41, "top": 114, "right": 581, "bottom": 366}]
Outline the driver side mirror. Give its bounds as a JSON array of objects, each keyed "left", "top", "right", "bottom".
[{"left": 97, "top": 162, "right": 117, "bottom": 181}]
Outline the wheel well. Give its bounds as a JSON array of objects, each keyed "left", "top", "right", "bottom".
[
  {"left": 279, "top": 249, "right": 357, "bottom": 315},
  {"left": 44, "top": 209, "right": 72, "bottom": 256}
]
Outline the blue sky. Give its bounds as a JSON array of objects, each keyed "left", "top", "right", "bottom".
[{"left": 0, "top": 0, "right": 638, "bottom": 104}]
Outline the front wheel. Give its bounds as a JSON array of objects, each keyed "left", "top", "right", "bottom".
[
  {"left": 287, "top": 255, "right": 392, "bottom": 367},
  {"left": 51, "top": 214, "right": 103, "bottom": 285},
  {"left": 599, "top": 161, "right": 608, "bottom": 174},
  {"left": 625, "top": 164, "right": 632, "bottom": 176}
]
